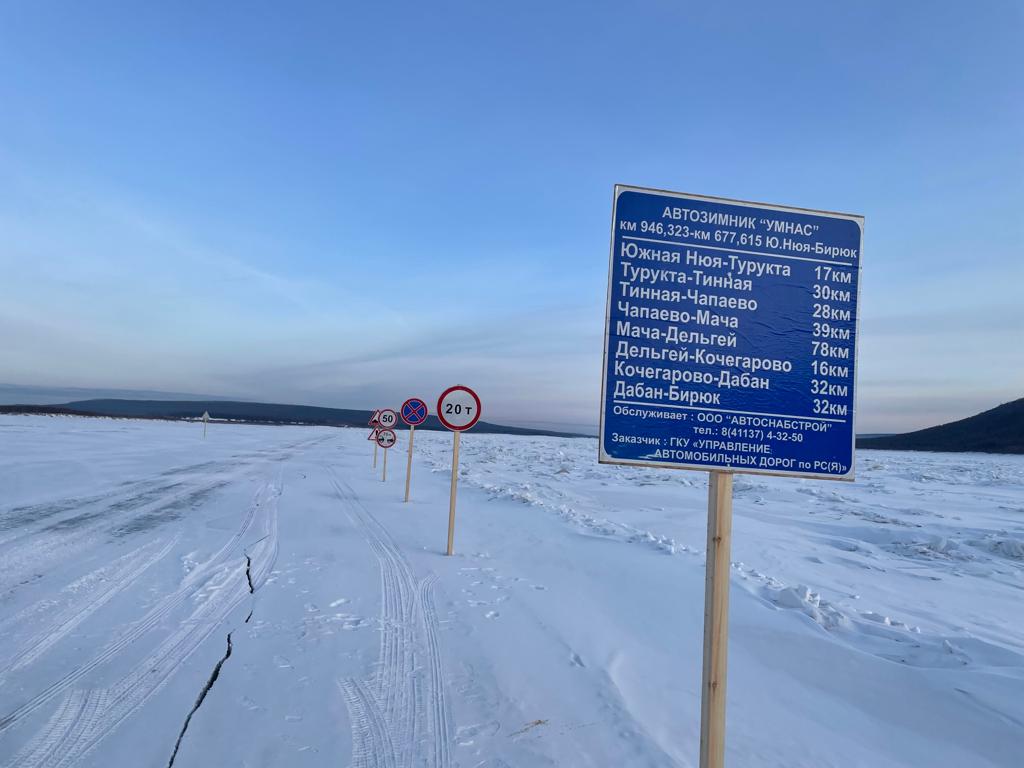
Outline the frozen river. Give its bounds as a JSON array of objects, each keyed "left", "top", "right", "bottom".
[{"left": 1, "top": 415, "right": 1022, "bottom": 767}]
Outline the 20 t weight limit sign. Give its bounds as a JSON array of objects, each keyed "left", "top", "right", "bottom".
[
  {"left": 437, "top": 386, "right": 481, "bottom": 431},
  {"left": 437, "top": 385, "right": 481, "bottom": 556}
]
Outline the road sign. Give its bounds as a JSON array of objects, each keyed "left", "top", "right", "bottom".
[
  {"left": 378, "top": 409, "right": 398, "bottom": 429},
  {"left": 367, "top": 428, "right": 380, "bottom": 441},
  {"left": 369, "top": 409, "right": 382, "bottom": 427},
  {"left": 436, "top": 385, "right": 482, "bottom": 556},
  {"left": 375, "top": 429, "right": 396, "bottom": 449},
  {"left": 436, "top": 386, "right": 481, "bottom": 432},
  {"left": 400, "top": 398, "right": 428, "bottom": 426},
  {"left": 600, "top": 185, "right": 862, "bottom": 481},
  {"left": 400, "top": 398, "right": 428, "bottom": 503},
  {"left": 599, "top": 184, "right": 864, "bottom": 768}
]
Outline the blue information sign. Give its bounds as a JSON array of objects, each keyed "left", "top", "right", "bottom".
[{"left": 600, "top": 186, "right": 863, "bottom": 480}]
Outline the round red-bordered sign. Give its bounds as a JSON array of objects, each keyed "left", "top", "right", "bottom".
[
  {"left": 401, "top": 397, "right": 428, "bottom": 426},
  {"left": 375, "top": 428, "right": 396, "bottom": 449},
  {"left": 377, "top": 409, "right": 398, "bottom": 429},
  {"left": 436, "top": 385, "right": 481, "bottom": 431}
]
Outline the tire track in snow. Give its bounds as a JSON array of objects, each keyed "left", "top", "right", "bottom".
[
  {"left": 0, "top": 473, "right": 237, "bottom": 599},
  {"left": 0, "top": 458, "right": 241, "bottom": 551},
  {"left": 0, "top": 438, "right": 324, "bottom": 599},
  {"left": 328, "top": 469, "right": 452, "bottom": 768},
  {"left": 0, "top": 477, "right": 185, "bottom": 538},
  {"left": 4, "top": 479, "right": 282, "bottom": 768},
  {"left": 418, "top": 575, "right": 453, "bottom": 768},
  {"left": 331, "top": 476, "right": 416, "bottom": 763},
  {"left": 0, "top": 535, "right": 179, "bottom": 677},
  {"left": 339, "top": 678, "right": 399, "bottom": 768},
  {"left": 0, "top": 480, "right": 279, "bottom": 755}
]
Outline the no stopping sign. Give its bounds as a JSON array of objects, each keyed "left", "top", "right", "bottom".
[
  {"left": 401, "top": 398, "right": 428, "bottom": 426},
  {"left": 436, "top": 386, "right": 481, "bottom": 431}
]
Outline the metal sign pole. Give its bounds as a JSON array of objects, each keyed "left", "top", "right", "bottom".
[
  {"left": 446, "top": 431, "right": 460, "bottom": 556},
  {"left": 373, "top": 442, "right": 378, "bottom": 469},
  {"left": 404, "top": 425, "right": 416, "bottom": 502},
  {"left": 699, "top": 470, "right": 734, "bottom": 768},
  {"left": 382, "top": 447, "right": 388, "bottom": 482}
]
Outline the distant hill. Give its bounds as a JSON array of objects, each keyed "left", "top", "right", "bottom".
[
  {"left": 857, "top": 398, "right": 1024, "bottom": 454},
  {"left": 0, "top": 399, "right": 590, "bottom": 439},
  {"left": 0, "top": 383, "right": 234, "bottom": 405}
]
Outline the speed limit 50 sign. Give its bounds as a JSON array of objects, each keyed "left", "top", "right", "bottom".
[
  {"left": 377, "top": 409, "right": 398, "bottom": 429},
  {"left": 436, "top": 386, "right": 481, "bottom": 431}
]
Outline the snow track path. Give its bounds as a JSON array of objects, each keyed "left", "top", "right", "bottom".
[
  {"left": 0, "top": 434, "right": 326, "bottom": 602},
  {"left": 0, "top": 535, "right": 178, "bottom": 677},
  {"left": 0, "top": 479, "right": 282, "bottom": 768},
  {"left": 0, "top": 471, "right": 233, "bottom": 599},
  {"left": 418, "top": 575, "right": 453, "bottom": 768},
  {"left": 329, "top": 470, "right": 453, "bottom": 768},
  {"left": 340, "top": 678, "right": 400, "bottom": 768}
]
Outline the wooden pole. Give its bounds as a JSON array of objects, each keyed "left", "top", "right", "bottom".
[
  {"left": 203, "top": 420, "right": 207, "bottom": 440},
  {"left": 382, "top": 447, "right": 388, "bottom": 482},
  {"left": 404, "top": 425, "right": 416, "bottom": 502},
  {"left": 699, "top": 470, "right": 733, "bottom": 768},
  {"left": 373, "top": 442, "right": 378, "bottom": 468},
  {"left": 446, "top": 431, "right": 460, "bottom": 556}
]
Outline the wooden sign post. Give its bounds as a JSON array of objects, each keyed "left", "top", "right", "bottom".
[
  {"left": 436, "top": 385, "right": 481, "bottom": 556},
  {"left": 375, "top": 428, "right": 396, "bottom": 483},
  {"left": 368, "top": 410, "right": 382, "bottom": 467},
  {"left": 405, "top": 426, "right": 416, "bottom": 501},
  {"left": 370, "top": 428, "right": 382, "bottom": 468},
  {"left": 400, "top": 397, "right": 429, "bottom": 503},
  {"left": 447, "top": 431, "right": 460, "bottom": 555},
  {"left": 700, "top": 471, "right": 733, "bottom": 768},
  {"left": 202, "top": 411, "right": 210, "bottom": 440}
]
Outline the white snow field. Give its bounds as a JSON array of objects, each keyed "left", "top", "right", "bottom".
[{"left": 1, "top": 415, "right": 1022, "bottom": 768}]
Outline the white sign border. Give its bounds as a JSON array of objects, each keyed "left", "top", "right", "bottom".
[{"left": 598, "top": 184, "right": 865, "bottom": 482}]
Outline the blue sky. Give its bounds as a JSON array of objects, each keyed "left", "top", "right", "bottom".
[{"left": 1, "top": 2, "right": 1021, "bottom": 433}]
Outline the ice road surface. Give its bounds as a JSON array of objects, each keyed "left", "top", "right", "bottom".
[{"left": 0, "top": 415, "right": 1022, "bottom": 767}]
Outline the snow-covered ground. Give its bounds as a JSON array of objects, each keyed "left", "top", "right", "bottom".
[{"left": 1, "top": 415, "right": 1022, "bottom": 767}]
